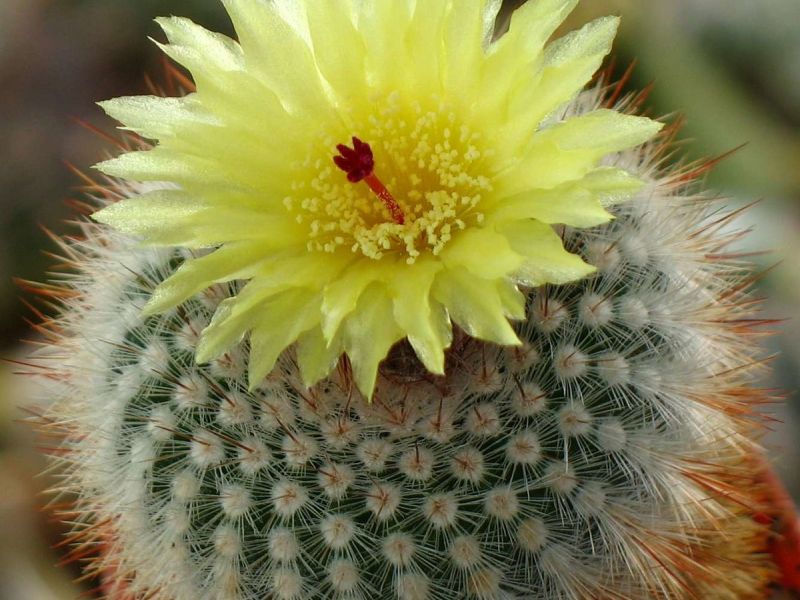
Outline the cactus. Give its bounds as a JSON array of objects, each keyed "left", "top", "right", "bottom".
[
  {"left": 26, "top": 78, "right": 777, "bottom": 599},
  {"left": 24, "top": 0, "right": 786, "bottom": 597}
]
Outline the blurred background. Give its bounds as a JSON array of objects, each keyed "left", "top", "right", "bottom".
[{"left": 1, "top": 0, "right": 798, "bottom": 597}]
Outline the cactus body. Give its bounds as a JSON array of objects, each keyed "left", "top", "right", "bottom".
[{"left": 29, "top": 87, "right": 775, "bottom": 600}]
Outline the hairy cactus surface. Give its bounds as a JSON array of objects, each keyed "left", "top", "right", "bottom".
[{"left": 27, "top": 82, "right": 777, "bottom": 600}]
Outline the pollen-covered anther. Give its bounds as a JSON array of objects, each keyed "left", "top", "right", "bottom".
[{"left": 333, "top": 136, "right": 405, "bottom": 225}]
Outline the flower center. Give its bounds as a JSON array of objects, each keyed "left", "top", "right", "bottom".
[
  {"left": 333, "top": 137, "right": 405, "bottom": 226},
  {"left": 284, "top": 95, "right": 494, "bottom": 263}
]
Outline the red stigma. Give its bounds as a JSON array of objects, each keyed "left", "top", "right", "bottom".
[
  {"left": 334, "top": 136, "right": 375, "bottom": 183},
  {"left": 333, "top": 136, "right": 405, "bottom": 225}
]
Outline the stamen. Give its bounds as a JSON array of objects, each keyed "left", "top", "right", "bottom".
[{"left": 333, "top": 136, "right": 405, "bottom": 225}]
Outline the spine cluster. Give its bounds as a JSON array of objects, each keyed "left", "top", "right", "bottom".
[{"left": 27, "top": 90, "right": 774, "bottom": 600}]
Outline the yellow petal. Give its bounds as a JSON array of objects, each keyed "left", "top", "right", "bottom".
[
  {"left": 93, "top": 189, "right": 208, "bottom": 237},
  {"left": 500, "top": 16, "right": 620, "bottom": 152},
  {"left": 144, "top": 242, "right": 274, "bottom": 315},
  {"left": 550, "top": 109, "right": 663, "bottom": 152},
  {"left": 440, "top": 227, "right": 524, "bottom": 279},
  {"left": 305, "top": 1, "right": 367, "bottom": 107},
  {"left": 156, "top": 16, "right": 243, "bottom": 70},
  {"left": 99, "top": 91, "right": 301, "bottom": 182},
  {"left": 358, "top": 1, "right": 415, "bottom": 90},
  {"left": 93, "top": 191, "right": 302, "bottom": 246},
  {"left": 500, "top": 220, "right": 595, "bottom": 286},
  {"left": 342, "top": 284, "right": 404, "bottom": 399},
  {"left": 95, "top": 148, "right": 226, "bottom": 188},
  {"left": 442, "top": 0, "right": 496, "bottom": 99},
  {"left": 478, "top": 0, "right": 577, "bottom": 115},
  {"left": 95, "top": 145, "right": 288, "bottom": 194},
  {"left": 154, "top": 17, "right": 244, "bottom": 96},
  {"left": 432, "top": 267, "right": 521, "bottom": 346},
  {"left": 486, "top": 168, "right": 642, "bottom": 226},
  {"left": 580, "top": 167, "right": 645, "bottom": 206},
  {"left": 502, "top": 0, "right": 578, "bottom": 55},
  {"left": 222, "top": 0, "right": 333, "bottom": 117},
  {"left": 389, "top": 259, "right": 451, "bottom": 375},
  {"left": 99, "top": 95, "right": 221, "bottom": 141},
  {"left": 320, "top": 260, "right": 383, "bottom": 342},
  {"left": 196, "top": 275, "right": 314, "bottom": 364},
  {"left": 145, "top": 210, "right": 301, "bottom": 247},
  {"left": 497, "top": 279, "right": 527, "bottom": 321},
  {"left": 496, "top": 110, "right": 663, "bottom": 196},
  {"left": 481, "top": 0, "right": 504, "bottom": 48},
  {"left": 487, "top": 186, "right": 612, "bottom": 228},
  {"left": 195, "top": 296, "right": 256, "bottom": 364},
  {"left": 407, "top": 0, "right": 449, "bottom": 91},
  {"left": 296, "top": 327, "right": 343, "bottom": 388},
  {"left": 248, "top": 290, "right": 321, "bottom": 389}
]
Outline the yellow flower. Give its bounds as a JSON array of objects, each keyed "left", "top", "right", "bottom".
[{"left": 93, "top": 0, "right": 662, "bottom": 397}]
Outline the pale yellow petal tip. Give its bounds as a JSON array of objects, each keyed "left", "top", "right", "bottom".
[
  {"left": 141, "top": 283, "right": 183, "bottom": 316},
  {"left": 91, "top": 201, "right": 139, "bottom": 232},
  {"left": 194, "top": 345, "right": 216, "bottom": 367},
  {"left": 90, "top": 204, "right": 114, "bottom": 226},
  {"left": 92, "top": 156, "right": 119, "bottom": 178}
]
